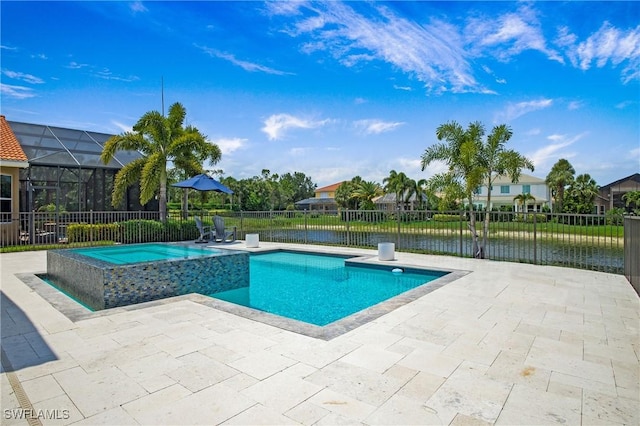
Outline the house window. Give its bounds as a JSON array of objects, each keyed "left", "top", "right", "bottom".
[
  {"left": 500, "top": 185, "right": 509, "bottom": 194},
  {"left": 522, "top": 185, "right": 531, "bottom": 194},
  {"left": 473, "top": 187, "right": 481, "bottom": 195},
  {"left": 0, "top": 175, "right": 12, "bottom": 223}
]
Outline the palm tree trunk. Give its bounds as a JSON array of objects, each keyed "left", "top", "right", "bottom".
[{"left": 159, "top": 169, "right": 167, "bottom": 222}]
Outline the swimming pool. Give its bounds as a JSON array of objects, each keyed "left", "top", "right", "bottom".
[{"left": 212, "top": 251, "right": 447, "bottom": 326}]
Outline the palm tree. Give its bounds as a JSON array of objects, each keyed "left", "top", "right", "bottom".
[
  {"left": 622, "top": 190, "right": 640, "bottom": 214},
  {"left": 477, "top": 124, "right": 534, "bottom": 253},
  {"left": 545, "top": 159, "right": 575, "bottom": 213},
  {"left": 383, "top": 170, "right": 412, "bottom": 210},
  {"left": 421, "top": 121, "right": 533, "bottom": 258},
  {"left": 100, "top": 103, "right": 221, "bottom": 221},
  {"left": 565, "top": 173, "right": 599, "bottom": 214},
  {"left": 352, "top": 180, "right": 382, "bottom": 210},
  {"left": 405, "top": 178, "right": 429, "bottom": 210},
  {"left": 513, "top": 193, "right": 536, "bottom": 213}
]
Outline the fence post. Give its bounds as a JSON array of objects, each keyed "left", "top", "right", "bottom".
[
  {"left": 345, "top": 209, "right": 350, "bottom": 247},
  {"left": 459, "top": 210, "right": 464, "bottom": 257},
  {"left": 138, "top": 210, "right": 142, "bottom": 243},
  {"left": 270, "top": 210, "right": 273, "bottom": 242},
  {"left": 90, "top": 210, "right": 94, "bottom": 243},
  {"left": 30, "top": 210, "right": 35, "bottom": 245},
  {"left": 533, "top": 212, "right": 537, "bottom": 264},
  {"left": 396, "top": 206, "right": 401, "bottom": 249},
  {"left": 304, "top": 209, "right": 308, "bottom": 244}
]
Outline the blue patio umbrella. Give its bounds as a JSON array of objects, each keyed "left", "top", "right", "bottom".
[{"left": 172, "top": 174, "right": 233, "bottom": 194}]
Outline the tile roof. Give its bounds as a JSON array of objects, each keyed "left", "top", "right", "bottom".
[
  {"left": 315, "top": 182, "right": 344, "bottom": 192},
  {"left": 0, "top": 115, "right": 28, "bottom": 162}
]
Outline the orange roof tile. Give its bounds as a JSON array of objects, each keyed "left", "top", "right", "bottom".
[
  {"left": 0, "top": 115, "right": 28, "bottom": 162},
  {"left": 315, "top": 182, "right": 344, "bottom": 192}
]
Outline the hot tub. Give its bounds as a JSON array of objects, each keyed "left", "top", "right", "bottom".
[{"left": 47, "top": 243, "right": 249, "bottom": 310}]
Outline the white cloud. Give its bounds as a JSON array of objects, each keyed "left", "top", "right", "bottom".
[
  {"left": 130, "top": 1, "right": 148, "bottom": 13},
  {"left": 616, "top": 100, "right": 635, "bottom": 109},
  {"left": 561, "top": 22, "right": 640, "bottom": 83},
  {"left": 2, "top": 70, "right": 44, "bottom": 84},
  {"left": 94, "top": 68, "right": 139, "bottom": 82},
  {"left": 271, "top": 2, "right": 483, "bottom": 94},
  {"left": 196, "top": 45, "right": 293, "bottom": 75},
  {"left": 567, "top": 100, "right": 583, "bottom": 110},
  {"left": 212, "top": 137, "right": 247, "bottom": 155},
  {"left": 289, "top": 147, "right": 311, "bottom": 156},
  {"left": 467, "top": 5, "right": 563, "bottom": 64},
  {"left": 495, "top": 98, "right": 553, "bottom": 122},
  {"left": 354, "top": 97, "right": 367, "bottom": 104},
  {"left": 526, "top": 132, "right": 586, "bottom": 170},
  {"left": 0, "top": 83, "right": 36, "bottom": 99},
  {"left": 111, "top": 120, "right": 133, "bottom": 133},
  {"left": 354, "top": 119, "right": 404, "bottom": 135},
  {"left": 261, "top": 113, "right": 330, "bottom": 140},
  {"left": 393, "top": 85, "right": 412, "bottom": 91},
  {"left": 66, "top": 61, "right": 89, "bottom": 69}
]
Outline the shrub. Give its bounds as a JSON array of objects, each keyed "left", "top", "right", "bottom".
[
  {"left": 67, "top": 223, "right": 120, "bottom": 243},
  {"left": 514, "top": 213, "right": 547, "bottom": 223},
  {"left": 606, "top": 208, "right": 625, "bottom": 226},
  {"left": 433, "top": 214, "right": 461, "bottom": 222}
]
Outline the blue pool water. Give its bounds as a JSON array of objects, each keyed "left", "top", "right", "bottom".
[
  {"left": 212, "top": 251, "right": 446, "bottom": 326},
  {"left": 71, "top": 243, "right": 221, "bottom": 265}
]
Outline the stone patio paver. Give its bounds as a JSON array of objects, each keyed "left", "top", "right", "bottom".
[{"left": 1, "top": 243, "right": 638, "bottom": 425}]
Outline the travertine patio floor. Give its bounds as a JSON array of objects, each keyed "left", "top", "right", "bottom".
[{"left": 1, "top": 243, "right": 638, "bottom": 425}]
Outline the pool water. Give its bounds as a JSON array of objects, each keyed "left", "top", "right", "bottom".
[
  {"left": 212, "top": 251, "right": 446, "bottom": 326},
  {"left": 71, "top": 243, "right": 221, "bottom": 265}
]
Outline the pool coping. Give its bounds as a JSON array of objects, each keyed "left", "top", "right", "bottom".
[{"left": 16, "top": 245, "right": 470, "bottom": 340}]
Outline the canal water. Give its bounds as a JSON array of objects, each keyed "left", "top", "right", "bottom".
[{"left": 258, "top": 229, "right": 623, "bottom": 274}]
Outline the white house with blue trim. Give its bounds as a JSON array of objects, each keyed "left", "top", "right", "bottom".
[{"left": 472, "top": 173, "right": 550, "bottom": 212}]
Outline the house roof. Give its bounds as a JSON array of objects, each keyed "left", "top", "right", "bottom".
[
  {"left": 315, "top": 182, "right": 344, "bottom": 192},
  {"left": 294, "top": 197, "right": 337, "bottom": 205},
  {"left": 0, "top": 115, "right": 29, "bottom": 165},
  {"left": 491, "top": 173, "right": 545, "bottom": 185},
  {"left": 599, "top": 173, "right": 640, "bottom": 190},
  {"left": 374, "top": 192, "right": 426, "bottom": 203}
]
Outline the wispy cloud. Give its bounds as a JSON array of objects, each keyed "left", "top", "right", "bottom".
[
  {"left": 466, "top": 4, "right": 563, "bottom": 64},
  {"left": 567, "top": 100, "right": 583, "bottom": 110},
  {"left": 196, "top": 45, "right": 293, "bottom": 75},
  {"left": 129, "top": 1, "right": 148, "bottom": 14},
  {"left": 2, "top": 70, "right": 44, "bottom": 84},
  {"left": 393, "top": 85, "right": 412, "bottom": 91},
  {"left": 1, "top": 45, "right": 17, "bottom": 51},
  {"left": 354, "top": 119, "right": 404, "bottom": 135},
  {"left": 559, "top": 22, "right": 640, "bottom": 83},
  {"left": 262, "top": 113, "right": 330, "bottom": 140},
  {"left": 66, "top": 61, "right": 89, "bottom": 69},
  {"left": 94, "top": 68, "right": 139, "bottom": 82},
  {"left": 527, "top": 132, "right": 586, "bottom": 169},
  {"left": 0, "top": 83, "right": 37, "bottom": 99},
  {"left": 616, "top": 100, "right": 636, "bottom": 109},
  {"left": 495, "top": 98, "right": 553, "bottom": 122},
  {"left": 212, "top": 137, "right": 247, "bottom": 155},
  {"left": 270, "top": 2, "right": 483, "bottom": 94},
  {"left": 111, "top": 120, "right": 133, "bottom": 133}
]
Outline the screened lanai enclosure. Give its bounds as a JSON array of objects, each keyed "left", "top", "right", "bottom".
[{"left": 10, "top": 121, "right": 156, "bottom": 213}]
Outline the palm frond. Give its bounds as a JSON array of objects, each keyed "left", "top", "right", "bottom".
[
  {"left": 139, "top": 152, "right": 165, "bottom": 204},
  {"left": 111, "top": 158, "right": 146, "bottom": 207}
]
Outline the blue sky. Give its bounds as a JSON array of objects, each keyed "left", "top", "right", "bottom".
[{"left": 1, "top": 1, "right": 639, "bottom": 188}]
